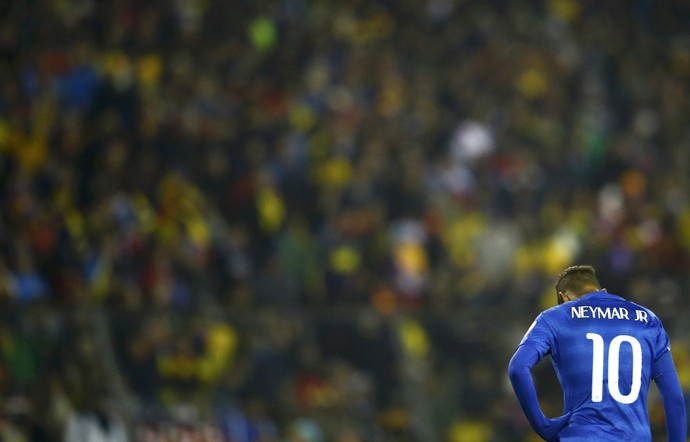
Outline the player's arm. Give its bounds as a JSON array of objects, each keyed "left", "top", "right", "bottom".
[
  {"left": 508, "top": 344, "right": 571, "bottom": 442},
  {"left": 652, "top": 350, "right": 687, "bottom": 442}
]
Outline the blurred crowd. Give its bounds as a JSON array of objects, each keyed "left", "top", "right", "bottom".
[{"left": 2, "top": 0, "right": 690, "bottom": 440}]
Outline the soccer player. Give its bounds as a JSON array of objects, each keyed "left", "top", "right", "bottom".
[{"left": 508, "top": 265, "right": 687, "bottom": 441}]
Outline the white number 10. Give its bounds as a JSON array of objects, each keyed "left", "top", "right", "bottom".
[{"left": 586, "top": 333, "right": 642, "bottom": 404}]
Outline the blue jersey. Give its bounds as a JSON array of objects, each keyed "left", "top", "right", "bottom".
[{"left": 520, "top": 290, "right": 671, "bottom": 442}]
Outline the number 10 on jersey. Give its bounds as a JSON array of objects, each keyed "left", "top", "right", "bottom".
[{"left": 586, "top": 333, "right": 642, "bottom": 404}]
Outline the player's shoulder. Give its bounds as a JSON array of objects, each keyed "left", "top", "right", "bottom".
[
  {"left": 540, "top": 304, "right": 561, "bottom": 318},
  {"left": 623, "top": 298, "right": 656, "bottom": 314},
  {"left": 598, "top": 290, "right": 654, "bottom": 312},
  {"left": 599, "top": 292, "right": 665, "bottom": 328},
  {"left": 537, "top": 303, "right": 568, "bottom": 325},
  {"left": 620, "top": 297, "right": 662, "bottom": 323}
]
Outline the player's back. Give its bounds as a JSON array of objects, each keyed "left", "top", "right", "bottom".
[{"left": 540, "top": 290, "right": 668, "bottom": 442}]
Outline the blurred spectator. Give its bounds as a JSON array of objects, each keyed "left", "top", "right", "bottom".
[{"left": 64, "top": 398, "right": 128, "bottom": 442}]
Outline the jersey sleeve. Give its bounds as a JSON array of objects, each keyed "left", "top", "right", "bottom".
[
  {"left": 519, "top": 313, "right": 556, "bottom": 358},
  {"left": 649, "top": 316, "right": 688, "bottom": 441},
  {"left": 653, "top": 351, "right": 688, "bottom": 442},
  {"left": 652, "top": 318, "right": 673, "bottom": 377}
]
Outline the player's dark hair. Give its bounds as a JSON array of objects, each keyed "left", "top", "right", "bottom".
[{"left": 555, "top": 265, "right": 601, "bottom": 296}]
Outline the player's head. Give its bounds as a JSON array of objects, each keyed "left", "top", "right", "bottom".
[{"left": 555, "top": 265, "right": 602, "bottom": 304}]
